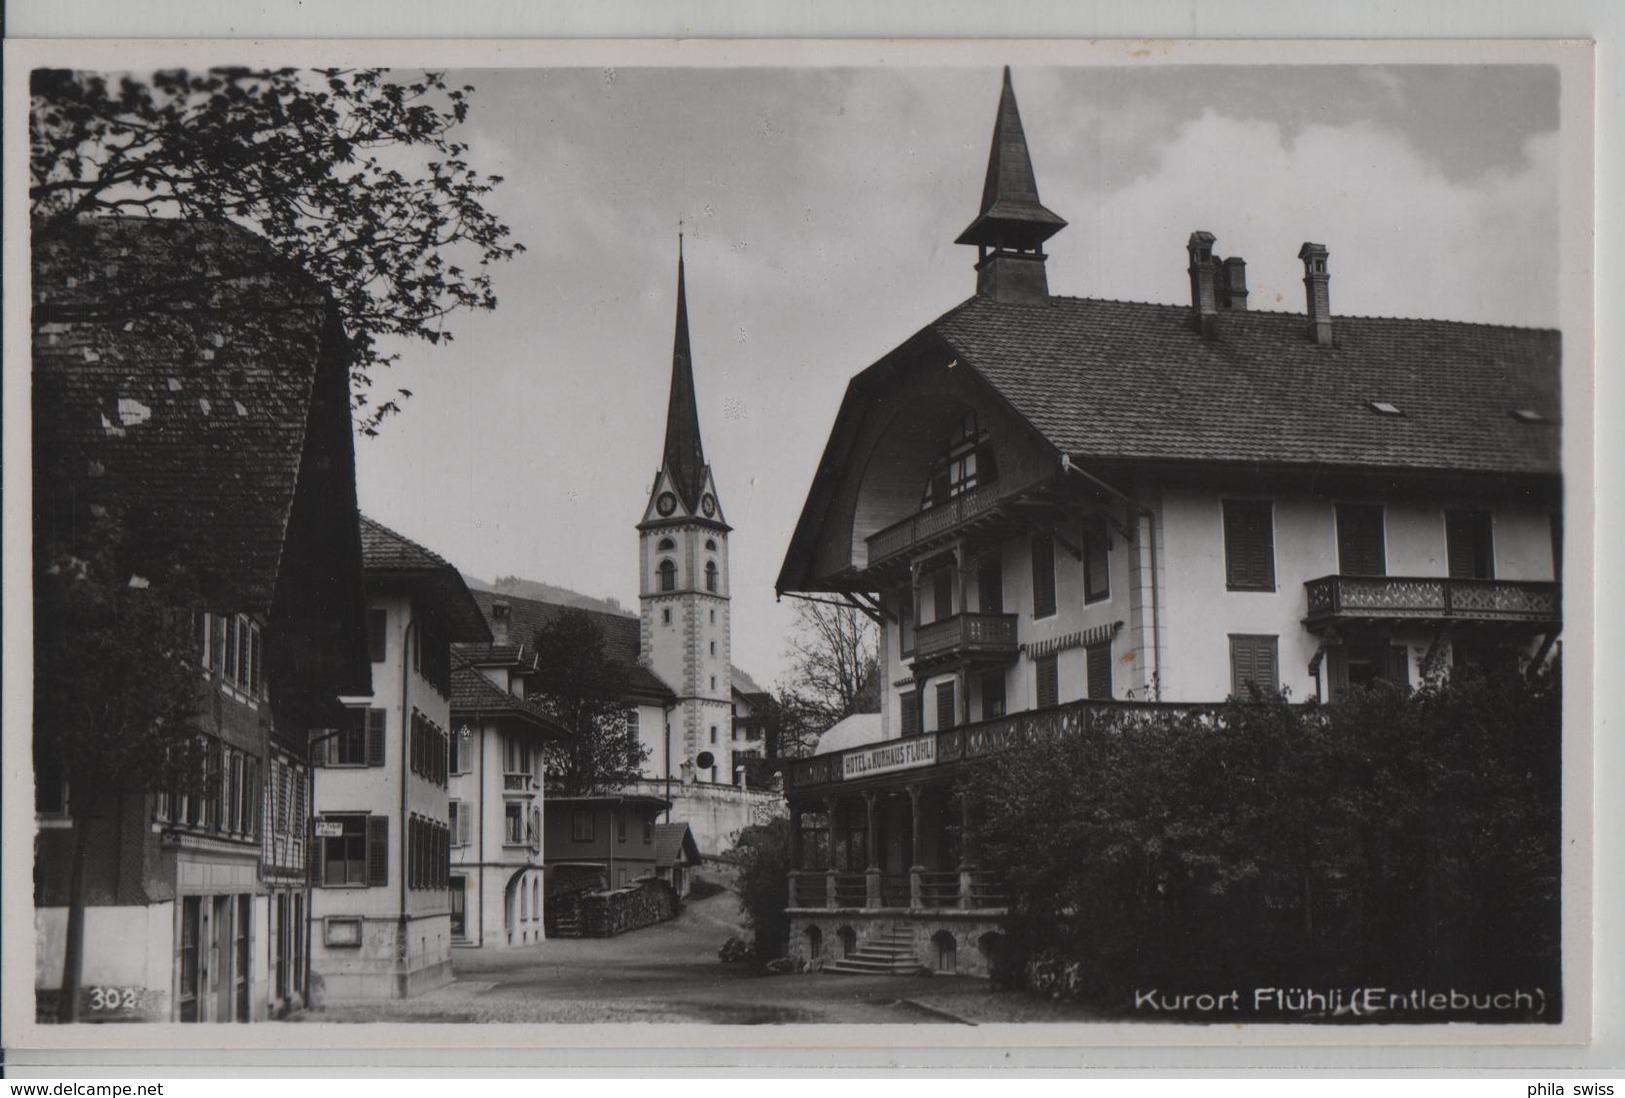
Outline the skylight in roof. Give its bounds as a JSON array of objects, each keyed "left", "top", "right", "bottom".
[
  {"left": 1368, "top": 401, "right": 1403, "bottom": 416},
  {"left": 1510, "top": 409, "right": 1546, "bottom": 424}
]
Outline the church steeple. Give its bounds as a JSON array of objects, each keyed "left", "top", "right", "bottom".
[
  {"left": 956, "top": 67, "right": 1066, "bottom": 303},
  {"left": 660, "top": 237, "right": 709, "bottom": 514}
]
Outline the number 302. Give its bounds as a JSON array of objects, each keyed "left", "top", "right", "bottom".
[{"left": 86, "top": 987, "right": 139, "bottom": 1011}]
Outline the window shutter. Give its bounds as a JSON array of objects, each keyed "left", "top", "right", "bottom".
[
  {"left": 935, "top": 681, "right": 956, "bottom": 731},
  {"left": 366, "top": 815, "right": 389, "bottom": 886},
  {"left": 1327, "top": 647, "right": 1349, "bottom": 696},
  {"left": 366, "top": 709, "right": 386, "bottom": 767},
  {"left": 1036, "top": 654, "right": 1059, "bottom": 708},
  {"left": 1255, "top": 638, "right": 1278, "bottom": 693},
  {"left": 1386, "top": 645, "right": 1411, "bottom": 689},
  {"left": 1087, "top": 643, "right": 1112, "bottom": 701},
  {"left": 899, "top": 692, "right": 920, "bottom": 738},
  {"left": 458, "top": 801, "right": 471, "bottom": 846},
  {"left": 1225, "top": 501, "right": 1276, "bottom": 590},
  {"left": 1337, "top": 504, "right": 1386, "bottom": 577}
]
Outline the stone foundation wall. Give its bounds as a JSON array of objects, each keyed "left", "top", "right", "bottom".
[{"left": 788, "top": 912, "right": 1008, "bottom": 978}]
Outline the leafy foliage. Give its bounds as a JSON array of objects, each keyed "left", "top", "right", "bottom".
[
  {"left": 777, "top": 599, "right": 879, "bottom": 749},
  {"left": 528, "top": 608, "right": 650, "bottom": 795},
  {"left": 30, "top": 67, "right": 522, "bottom": 434},
  {"left": 729, "top": 818, "right": 795, "bottom": 965},
  {"left": 34, "top": 507, "right": 209, "bottom": 809},
  {"left": 966, "top": 666, "right": 1562, "bottom": 1015}
]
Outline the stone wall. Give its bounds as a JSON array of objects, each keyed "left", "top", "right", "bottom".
[{"left": 621, "top": 779, "right": 785, "bottom": 857}]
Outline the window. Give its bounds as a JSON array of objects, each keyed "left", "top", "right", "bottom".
[
  {"left": 1083, "top": 518, "right": 1110, "bottom": 603},
  {"left": 981, "top": 671, "right": 1006, "bottom": 720},
  {"left": 978, "top": 551, "right": 1003, "bottom": 614},
  {"left": 709, "top": 725, "right": 718, "bottom": 744},
  {"left": 1330, "top": 643, "right": 1409, "bottom": 697},
  {"left": 505, "top": 803, "right": 524, "bottom": 845},
  {"left": 571, "top": 808, "right": 595, "bottom": 842},
  {"left": 407, "top": 816, "right": 449, "bottom": 890},
  {"left": 658, "top": 559, "right": 677, "bottom": 592},
  {"left": 920, "top": 412, "right": 995, "bottom": 509},
  {"left": 1336, "top": 504, "right": 1386, "bottom": 577},
  {"left": 1035, "top": 653, "right": 1059, "bottom": 708},
  {"left": 644, "top": 818, "right": 654, "bottom": 844},
  {"left": 705, "top": 560, "right": 718, "bottom": 592},
  {"left": 410, "top": 710, "right": 448, "bottom": 787},
  {"left": 899, "top": 690, "right": 921, "bottom": 738},
  {"left": 705, "top": 538, "right": 717, "bottom": 550},
  {"left": 709, "top": 609, "right": 716, "bottom": 624},
  {"left": 1086, "top": 641, "right": 1113, "bottom": 701},
  {"left": 617, "top": 809, "right": 627, "bottom": 842},
  {"left": 450, "top": 878, "right": 467, "bottom": 939},
  {"left": 710, "top": 675, "right": 717, "bottom": 691},
  {"left": 935, "top": 680, "right": 957, "bottom": 730},
  {"left": 1445, "top": 510, "right": 1495, "bottom": 580},
  {"left": 662, "top": 608, "right": 672, "bottom": 625},
  {"left": 1229, "top": 634, "right": 1280, "bottom": 698},
  {"left": 448, "top": 729, "right": 464, "bottom": 775},
  {"left": 366, "top": 608, "right": 388, "bottom": 663},
  {"left": 658, "top": 537, "right": 676, "bottom": 551},
  {"left": 1030, "top": 535, "right": 1057, "bottom": 618},
  {"left": 899, "top": 588, "right": 916, "bottom": 657},
  {"left": 450, "top": 800, "right": 471, "bottom": 846},
  {"left": 319, "top": 814, "right": 386, "bottom": 887},
  {"left": 709, "top": 640, "right": 716, "bottom": 656},
  {"left": 1223, "top": 499, "right": 1276, "bottom": 591},
  {"left": 198, "top": 612, "right": 212, "bottom": 671},
  {"left": 323, "top": 708, "right": 385, "bottom": 767},
  {"left": 503, "top": 734, "right": 527, "bottom": 777},
  {"left": 930, "top": 567, "right": 954, "bottom": 621}
]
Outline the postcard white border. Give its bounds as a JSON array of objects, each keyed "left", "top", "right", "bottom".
[{"left": 2, "top": 29, "right": 1611, "bottom": 1072}]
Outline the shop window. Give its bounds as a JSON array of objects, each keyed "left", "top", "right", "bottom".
[{"left": 1229, "top": 634, "right": 1280, "bottom": 698}]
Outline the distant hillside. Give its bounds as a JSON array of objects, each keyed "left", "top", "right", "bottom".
[{"left": 464, "top": 573, "right": 630, "bottom": 618}]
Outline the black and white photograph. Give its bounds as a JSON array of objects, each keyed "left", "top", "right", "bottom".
[{"left": 3, "top": 37, "right": 1596, "bottom": 1053}]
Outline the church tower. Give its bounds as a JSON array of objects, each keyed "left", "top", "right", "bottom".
[{"left": 639, "top": 240, "right": 734, "bottom": 785}]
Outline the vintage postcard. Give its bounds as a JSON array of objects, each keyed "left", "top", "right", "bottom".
[{"left": 1, "top": 37, "right": 1596, "bottom": 1064}]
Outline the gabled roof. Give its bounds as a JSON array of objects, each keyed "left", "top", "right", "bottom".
[
  {"left": 359, "top": 515, "right": 491, "bottom": 643},
  {"left": 449, "top": 650, "right": 569, "bottom": 738},
  {"left": 730, "top": 664, "right": 768, "bottom": 697},
  {"left": 658, "top": 245, "right": 711, "bottom": 513},
  {"left": 33, "top": 216, "right": 332, "bottom": 611},
  {"left": 469, "top": 588, "right": 676, "bottom": 703},
  {"left": 934, "top": 294, "right": 1559, "bottom": 476},
  {"left": 652, "top": 822, "right": 701, "bottom": 868},
  {"left": 955, "top": 67, "right": 1066, "bottom": 251}
]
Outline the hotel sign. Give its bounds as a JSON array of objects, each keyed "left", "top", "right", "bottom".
[{"left": 842, "top": 736, "right": 937, "bottom": 779}]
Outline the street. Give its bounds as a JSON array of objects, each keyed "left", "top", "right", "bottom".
[{"left": 298, "top": 879, "right": 1088, "bottom": 1025}]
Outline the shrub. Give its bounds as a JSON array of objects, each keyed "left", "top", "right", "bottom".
[{"left": 730, "top": 818, "right": 793, "bottom": 965}]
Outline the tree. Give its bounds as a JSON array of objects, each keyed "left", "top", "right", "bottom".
[
  {"left": 30, "top": 66, "right": 522, "bottom": 434},
  {"left": 780, "top": 599, "right": 879, "bottom": 733},
  {"left": 527, "top": 609, "right": 650, "bottom": 795},
  {"left": 730, "top": 818, "right": 794, "bottom": 965},
  {"left": 34, "top": 509, "right": 209, "bottom": 1022}
]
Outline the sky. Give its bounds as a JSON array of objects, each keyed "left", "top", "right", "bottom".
[{"left": 351, "top": 62, "right": 1562, "bottom": 689}]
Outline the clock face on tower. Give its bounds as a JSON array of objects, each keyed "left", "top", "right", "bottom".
[
  {"left": 656, "top": 491, "right": 678, "bottom": 517},
  {"left": 701, "top": 493, "right": 716, "bottom": 517}
]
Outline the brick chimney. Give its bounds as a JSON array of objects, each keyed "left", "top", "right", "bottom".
[
  {"left": 1220, "top": 257, "right": 1249, "bottom": 311},
  {"left": 491, "top": 600, "right": 511, "bottom": 645},
  {"left": 1298, "top": 242, "right": 1332, "bottom": 346},
  {"left": 1187, "top": 231, "right": 1219, "bottom": 338}
]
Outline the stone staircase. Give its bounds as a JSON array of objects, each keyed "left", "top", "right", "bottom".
[{"left": 823, "top": 925, "right": 924, "bottom": 975}]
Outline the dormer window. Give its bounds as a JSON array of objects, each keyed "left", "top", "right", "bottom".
[
  {"left": 921, "top": 412, "right": 996, "bottom": 510},
  {"left": 658, "top": 559, "right": 677, "bottom": 592},
  {"left": 1368, "top": 401, "right": 1402, "bottom": 417}
]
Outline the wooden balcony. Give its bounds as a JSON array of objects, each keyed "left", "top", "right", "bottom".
[
  {"left": 1303, "top": 575, "right": 1560, "bottom": 632},
  {"left": 910, "top": 611, "right": 1018, "bottom": 668},
  {"left": 866, "top": 482, "right": 1001, "bottom": 567}
]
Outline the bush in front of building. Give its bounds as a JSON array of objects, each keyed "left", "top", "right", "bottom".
[
  {"left": 729, "top": 818, "right": 793, "bottom": 967},
  {"left": 966, "top": 661, "right": 1562, "bottom": 1018}
]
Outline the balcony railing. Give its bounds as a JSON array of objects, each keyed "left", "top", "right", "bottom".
[
  {"left": 784, "top": 698, "right": 1222, "bottom": 791},
  {"left": 867, "top": 482, "right": 1001, "bottom": 566},
  {"left": 787, "top": 867, "right": 1012, "bottom": 913},
  {"left": 503, "top": 773, "right": 535, "bottom": 793},
  {"left": 912, "top": 612, "right": 1019, "bottom": 666},
  {"left": 1304, "top": 574, "right": 1560, "bottom": 629}
]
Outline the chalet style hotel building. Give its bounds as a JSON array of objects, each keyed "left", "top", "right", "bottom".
[{"left": 775, "top": 69, "right": 1562, "bottom": 976}]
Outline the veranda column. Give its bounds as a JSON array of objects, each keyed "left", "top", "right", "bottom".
[
  {"left": 908, "top": 783, "right": 923, "bottom": 908},
  {"left": 863, "top": 791, "right": 881, "bottom": 909},
  {"left": 824, "top": 796, "right": 838, "bottom": 909},
  {"left": 958, "top": 789, "right": 975, "bottom": 910}
]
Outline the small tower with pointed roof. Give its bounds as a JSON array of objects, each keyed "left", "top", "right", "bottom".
[
  {"left": 638, "top": 238, "right": 734, "bottom": 785},
  {"left": 956, "top": 66, "right": 1067, "bottom": 304}
]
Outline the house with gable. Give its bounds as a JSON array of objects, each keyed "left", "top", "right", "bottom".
[
  {"left": 32, "top": 215, "right": 372, "bottom": 1021},
  {"left": 307, "top": 517, "right": 491, "bottom": 998},
  {"left": 774, "top": 69, "right": 1562, "bottom": 976}
]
